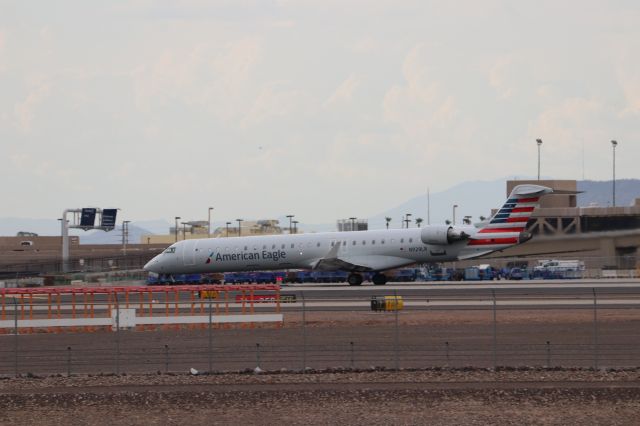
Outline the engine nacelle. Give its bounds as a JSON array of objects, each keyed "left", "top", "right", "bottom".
[{"left": 421, "top": 225, "right": 470, "bottom": 245}]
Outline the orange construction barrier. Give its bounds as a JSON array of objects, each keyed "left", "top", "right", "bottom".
[{"left": 0, "top": 285, "right": 281, "bottom": 334}]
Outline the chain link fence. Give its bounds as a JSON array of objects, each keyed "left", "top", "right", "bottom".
[{"left": 1, "top": 288, "right": 640, "bottom": 376}]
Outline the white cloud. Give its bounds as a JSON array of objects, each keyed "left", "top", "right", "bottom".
[
  {"left": 0, "top": 30, "right": 5, "bottom": 72},
  {"left": 349, "top": 37, "right": 378, "bottom": 54},
  {"left": 529, "top": 97, "right": 605, "bottom": 151},
  {"left": 383, "top": 44, "right": 459, "bottom": 144},
  {"left": 242, "top": 83, "right": 309, "bottom": 127},
  {"left": 489, "top": 57, "right": 516, "bottom": 100},
  {"left": 13, "top": 75, "right": 51, "bottom": 132},
  {"left": 615, "top": 49, "right": 640, "bottom": 116},
  {"left": 323, "top": 73, "right": 360, "bottom": 108},
  {"left": 131, "top": 36, "right": 264, "bottom": 122}
]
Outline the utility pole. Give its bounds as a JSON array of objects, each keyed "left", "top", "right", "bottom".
[
  {"left": 611, "top": 140, "right": 618, "bottom": 207},
  {"left": 174, "top": 217, "right": 180, "bottom": 242},
  {"left": 122, "top": 220, "right": 130, "bottom": 256},
  {"left": 208, "top": 207, "right": 214, "bottom": 238},
  {"left": 286, "top": 215, "right": 294, "bottom": 234},
  {"left": 536, "top": 139, "right": 543, "bottom": 180}
]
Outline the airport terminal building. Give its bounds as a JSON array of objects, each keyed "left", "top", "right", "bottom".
[{"left": 480, "top": 180, "right": 640, "bottom": 272}]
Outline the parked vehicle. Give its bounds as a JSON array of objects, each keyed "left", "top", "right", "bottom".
[
  {"left": 507, "top": 268, "right": 524, "bottom": 280},
  {"left": 532, "top": 259, "right": 585, "bottom": 279}
]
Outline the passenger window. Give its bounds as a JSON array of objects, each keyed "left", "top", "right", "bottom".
[
  {"left": 362, "top": 241, "right": 366, "bottom": 245},
  {"left": 372, "top": 240, "right": 375, "bottom": 245},
  {"left": 263, "top": 245, "right": 267, "bottom": 250},
  {"left": 331, "top": 241, "right": 335, "bottom": 246},
  {"left": 381, "top": 239, "right": 385, "bottom": 244},
  {"left": 400, "top": 238, "right": 404, "bottom": 243},
  {"left": 291, "top": 243, "right": 294, "bottom": 249},
  {"left": 272, "top": 244, "right": 276, "bottom": 249},
  {"left": 342, "top": 241, "right": 346, "bottom": 246},
  {"left": 352, "top": 241, "right": 356, "bottom": 246},
  {"left": 409, "top": 238, "right": 413, "bottom": 243},
  {"left": 317, "top": 242, "right": 321, "bottom": 247},
  {"left": 244, "top": 246, "right": 248, "bottom": 250},
  {"left": 281, "top": 244, "right": 285, "bottom": 249}
]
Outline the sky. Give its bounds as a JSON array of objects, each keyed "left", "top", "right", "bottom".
[{"left": 1, "top": 1, "right": 639, "bottom": 226}]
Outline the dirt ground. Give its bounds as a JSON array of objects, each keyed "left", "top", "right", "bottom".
[
  {"left": 3, "top": 308, "right": 640, "bottom": 424},
  {"left": 2, "top": 369, "right": 640, "bottom": 425}
]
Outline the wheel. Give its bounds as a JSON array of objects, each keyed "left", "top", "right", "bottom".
[
  {"left": 372, "top": 273, "right": 387, "bottom": 286},
  {"left": 347, "top": 273, "right": 363, "bottom": 286}
]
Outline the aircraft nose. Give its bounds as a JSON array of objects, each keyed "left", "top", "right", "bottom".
[{"left": 144, "top": 257, "right": 159, "bottom": 273}]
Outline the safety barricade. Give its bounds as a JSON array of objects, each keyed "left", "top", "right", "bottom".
[{"left": 0, "top": 285, "right": 282, "bottom": 333}]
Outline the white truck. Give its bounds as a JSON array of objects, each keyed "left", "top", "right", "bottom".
[{"left": 534, "top": 259, "right": 585, "bottom": 279}]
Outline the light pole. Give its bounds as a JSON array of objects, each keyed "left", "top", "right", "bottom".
[
  {"left": 452, "top": 204, "right": 458, "bottom": 225},
  {"left": 349, "top": 217, "right": 357, "bottom": 232},
  {"left": 122, "top": 220, "right": 130, "bottom": 255},
  {"left": 612, "top": 140, "right": 618, "bottom": 207},
  {"left": 208, "top": 207, "right": 214, "bottom": 238},
  {"left": 536, "top": 139, "right": 543, "bottom": 180},
  {"left": 225, "top": 222, "right": 231, "bottom": 237},
  {"left": 181, "top": 222, "right": 188, "bottom": 240},
  {"left": 236, "top": 219, "right": 243, "bottom": 237},
  {"left": 292, "top": 220, "right": 299, "bottom": 234},
  {"left": 174, "top": 216, "right": 181, "bottom": 242},
  {"left": 286, "top": 215, "right": 294, "bottom": 234},
  {"left": 405, "top": 213, "right": 412, "bottom": 229}
]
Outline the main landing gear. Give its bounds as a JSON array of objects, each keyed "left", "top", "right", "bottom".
[
  {"left": 347, "top": 273, "right": 363, "bottom": 286},
  {"left": 347, "top": 273, "right": 388, "bottom": 286},
  {"left": 372, "top": 273, "right": 388, "bottom": 286}
]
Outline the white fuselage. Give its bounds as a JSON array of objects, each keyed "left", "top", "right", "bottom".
[
  {"left": 144, "top": 227, "right": 477, "bottom": 275},
  {"left": 143, "top": 184, "right": 552, "bottom": 278}
]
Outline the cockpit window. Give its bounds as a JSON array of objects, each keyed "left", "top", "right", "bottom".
[{"left": 164, "top": 247, "right": 176, "bottom": 254}]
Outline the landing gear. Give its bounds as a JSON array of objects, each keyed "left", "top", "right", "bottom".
[
  {"left": 347, "top": 273, "right": 363, "bottom": 286},
  {"left": 372, "top": 273, "right": 387, "bottom": 286}
]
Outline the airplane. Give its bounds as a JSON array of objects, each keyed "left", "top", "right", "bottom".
[{"left": 144, "top": 184, "right": 553, "bottom": 285}]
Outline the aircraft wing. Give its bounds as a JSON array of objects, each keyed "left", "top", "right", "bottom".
[
  {"left": 310, "top": 244, "right": 414, "bottom": 272},
  {"left": 312, "top": 256, "right": 373, "bottom": 272}
]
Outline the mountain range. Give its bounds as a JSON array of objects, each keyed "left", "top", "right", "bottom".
[{"left": 2, "top": 179, "right": 639, "bottom": 244}]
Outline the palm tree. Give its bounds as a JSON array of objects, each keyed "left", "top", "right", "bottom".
[
  {"left": 415, "top": 218, "right": 423, "bottom": 227},
  {"left": 385, "top": 217, "right": 392, "bottom": 229}
]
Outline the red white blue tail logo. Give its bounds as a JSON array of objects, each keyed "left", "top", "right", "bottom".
[{"left": 467, "top": 184, "right": 552, "bottom": 250}]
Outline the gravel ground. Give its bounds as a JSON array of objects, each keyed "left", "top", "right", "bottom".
[
  {"left": 2, "top": 369, "right": 640, "bottom": 425},
  {"left": 3, "top": 308, "right": 640, "bottom": 424}
]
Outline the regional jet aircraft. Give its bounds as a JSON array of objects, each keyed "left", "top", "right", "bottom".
[{"left": 144, "top": 184, "right": 552, "bottom": 285}]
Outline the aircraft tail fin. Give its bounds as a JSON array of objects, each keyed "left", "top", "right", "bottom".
[{"left": 467, "top": 184, "right": 552, "bottom": 251}]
